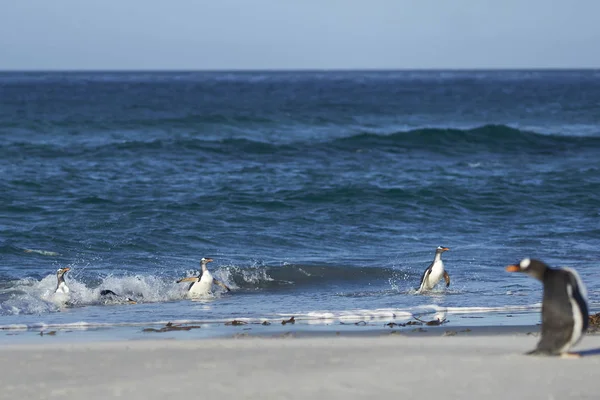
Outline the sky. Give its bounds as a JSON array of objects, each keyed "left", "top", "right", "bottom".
[{"left": 1, "top": 0, "right": 599, "bottom": 70}]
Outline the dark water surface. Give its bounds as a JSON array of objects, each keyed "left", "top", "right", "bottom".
[{"left": 1, "top": 71, "right": 599, "bottom": 332}]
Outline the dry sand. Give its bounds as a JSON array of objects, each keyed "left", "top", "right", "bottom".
[{"left": 1, "top": 334, "right": 599, "bottom": 399}]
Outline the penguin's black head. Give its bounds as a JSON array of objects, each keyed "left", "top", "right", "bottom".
[
  {"left": 436, "top": 246, "right": 450, "bottom": 253},
  {"left": 506, "top": 258, "right": 547, "bottom": 281},
  {"left": 200, "top": 257, "right": 213, "bottom": 264}
]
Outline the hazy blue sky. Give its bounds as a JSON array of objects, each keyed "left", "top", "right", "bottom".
[{"left": 1, "top": 0, "right": 599, "bottom": 70}]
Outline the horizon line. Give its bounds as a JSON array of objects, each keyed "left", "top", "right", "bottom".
[{"left": 0, "top": 67, "right": 599, "bottom": 73}]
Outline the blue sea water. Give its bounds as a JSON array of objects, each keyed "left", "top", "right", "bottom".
[{"left": 1, "top": 70, "right": 599, "bottom": 336}]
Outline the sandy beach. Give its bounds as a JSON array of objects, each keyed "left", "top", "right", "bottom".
[{"left": 2, "top": 333, "right": 599, "bottom": 400}]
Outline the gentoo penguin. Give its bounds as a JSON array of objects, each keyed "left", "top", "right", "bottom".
[
  {"left": 99, "top": 289, "right": 137, "bottom": 304},
  {"left": 50, "top": 267, "right": 71, "bottom": 305},
  {"left": 417, "top": 246, "right": 450, "bottom": 293},
  {"left": 177, "top": 257, "right": 231, "bottom": 297},
  {"left": 54, "top": 267, "right": 70, "bottom": 294},
  {"left": 506, "top": 258, "right": 588, "bottom": 356}
]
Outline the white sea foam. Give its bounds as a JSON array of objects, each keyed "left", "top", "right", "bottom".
[
  {"left": 287, "top": 304, "right": 541, "bottom": 325},
  {"left": 0, "top": 303, "right": 543, "bottom": 332},
  {"left": 216, "top": 264, "right": 275, "bottom": 286},
  {"left": 0, "top": 273, "right": 188, "bottom": 316},
  {"left": 0, "top": 264, "right": 270, "bottom": 316},
  {"left": 23, "top": 248, "right": 60, "bottom": 256}
]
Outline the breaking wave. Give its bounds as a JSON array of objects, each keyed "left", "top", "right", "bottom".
[{"left": 0, "top": 263, "right": 414, "bottom": 316}]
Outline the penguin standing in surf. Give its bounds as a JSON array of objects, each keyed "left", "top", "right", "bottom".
[
  {"left": 48, "top": 267, "right": 72, "bottom": 306},
  {"left": 177, "top": 257, "right": 231, "bottom": 297},
  {"left": 54, "top": 267, "right": 70, "bottom": 294},
  {"left": 53, "top": 267, "right": 70, "bottom": 298},
  {"left": 417, "top": 246, "right": 450, "bottom": 293},
  {"left": 506, "top": 258, "right": 588, "bottom": 356}
]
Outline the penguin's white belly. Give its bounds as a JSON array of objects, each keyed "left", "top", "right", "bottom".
[
  {"left": 188, "top": 273, "right": 213, "bottom": 297},
  {"left": 55, "top": 283, "right": 69, "bottom": 294},
  {"left": 422, "top": 261, "right": 444, "bottom": 290},
  {"left": 51, "top": 283, "right": 70, "bottom": 305},
  {"left": 560, "top": 282, "right": 584, "bottom": 353}
]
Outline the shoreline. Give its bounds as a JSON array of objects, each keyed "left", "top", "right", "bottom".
[
  {"left": 0, "top": 312, "right": 546, "bottom": 344},
  {"left": 2, "top": 309, "right": 597, "bottom": 345},
  {"left": 2, "top": 334, "right": 600, "bottom": 399}
]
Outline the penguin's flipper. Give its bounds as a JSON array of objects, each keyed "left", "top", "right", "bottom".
[
  {"left": 566, "top": 271, "right": 589, "bottom": 331},
  {"left": 177, "top": 277, "right": 197, "bottom": 283},
  {"left": 417, "top": 266, "right": 433, "bottom": 293},
  {"left": 444, "top": 271, "right": 451, "bottom": 287},
  {"left": 214, "top": 279, "right": 231, "bottom": 292}
]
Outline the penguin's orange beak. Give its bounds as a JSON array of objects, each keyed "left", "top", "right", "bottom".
[
  {"left": 63, "top": 267, "right": 71, "bottom": 272},
  {"left": 205, "top": 258, "right": 213, "bottom": 263},
  {"left": 505, "top": 264, "right": 520, "bottom": 272},
  {"left": 441, "top": 247, "right": 450, "bottom": 252}
]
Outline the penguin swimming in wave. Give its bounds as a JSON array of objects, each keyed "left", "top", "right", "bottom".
[
  {"left": 177, "top": 257, "right": 231, "bottom": 297},
  {"left": 49, "top": 267, "right": 136, "bottom": 305},
  {"left": 99, "top": 289, "right": 137, "bottom": 305},
  {"left": 506, "top": 258, "right": 588, "bottom": 357}
]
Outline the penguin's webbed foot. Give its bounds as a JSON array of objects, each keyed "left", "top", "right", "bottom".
[
  {"left": 560, "top": 352, "right": 582, "bottom": 359},
  {"left": 525, "top": 348, "right": 575, "bottom": 357}
]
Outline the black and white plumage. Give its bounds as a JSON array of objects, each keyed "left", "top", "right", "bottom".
[
  {"left": 506, "top": 258, "right": 588, "bottom": 356},
  {"left": 48, "top": 267, "right": 71, "bottom": 306},
  {"left": 177, "top": 257, "right": 231, "bottom": 297},
  {"left": 50, "top": 267, "right": 136, "bottom": 305},
  {"left": 100, "top": 289, "right": 137, "bottom": 304},
  {"left": 417, "top": 246, "right": 450, "bottom": 293},
  {"left": 54, "top": 267, "right": 70, "bottom": 294}
]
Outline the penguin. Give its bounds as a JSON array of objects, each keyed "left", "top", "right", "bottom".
[
  {"left": 50, "top": 267, "right": 71, "bottom": 305},
  {"left": 506, "top": 258, "right": 588, "bottom": 356},
  {"left": 99, "top": 289, "right": 137, "bottom": 304},
  {"left": 54, "top": 267, "right": 70, "bottom": 294},
  {"left": 417, "top": 246, "right": 450, "bottom": 293},
  {"left": 177, "top": 257, "right": 231, "bottom": 297}
]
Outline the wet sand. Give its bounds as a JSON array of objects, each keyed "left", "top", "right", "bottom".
[{"left": 2, "top": 333, "right": 600, "bottom": 399}]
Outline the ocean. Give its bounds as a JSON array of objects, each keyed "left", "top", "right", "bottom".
[{"left": 1, "top": 70, "right": 599, "bottom": 338}]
